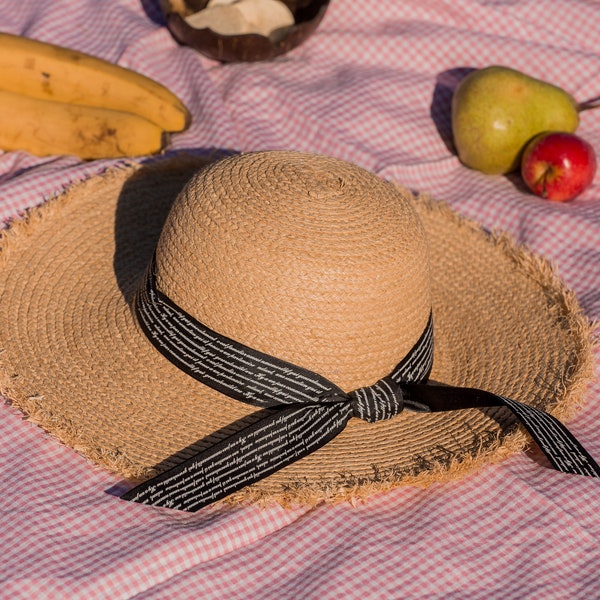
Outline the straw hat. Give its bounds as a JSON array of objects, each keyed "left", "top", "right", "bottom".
[{"left": 0, "top": 151, "right": 594, "bottom": 508}]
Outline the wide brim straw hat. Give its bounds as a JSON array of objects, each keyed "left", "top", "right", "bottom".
[{"left": 0, "top": 150, "right": 594, "bottom": 508}]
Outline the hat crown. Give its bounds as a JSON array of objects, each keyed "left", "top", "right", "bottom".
[{"left": 154, "top": 151, "right": 431, "bottom": 390}]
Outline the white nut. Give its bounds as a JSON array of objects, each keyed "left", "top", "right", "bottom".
[
  {"left": 184, "top": 5, "right": 252, "bottom": 35},
  {"left": 187, "top": 0, "right": 295, "bottom": 41},
  {"left": 236, "top": 0, "right": 295, "bottom": 41}
]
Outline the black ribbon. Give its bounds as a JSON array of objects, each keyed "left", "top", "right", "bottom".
[{"left": 121, "top": 260, "right": 600, "bottom": 512}]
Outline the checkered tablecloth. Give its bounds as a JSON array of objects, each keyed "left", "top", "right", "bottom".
[{"left": 2, "top": 1, "right": 600, "bottom": 598}]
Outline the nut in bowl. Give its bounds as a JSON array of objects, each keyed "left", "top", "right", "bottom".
[{"left": 160, "top": 0, "right": 330, "bottom": 62}]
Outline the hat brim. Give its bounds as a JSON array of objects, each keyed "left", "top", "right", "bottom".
[{"left": 0, "top": 155, "right": 593, "bottom": 507}]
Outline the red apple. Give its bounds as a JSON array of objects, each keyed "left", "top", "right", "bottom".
[{"left": 520, "top": 131, "right": 597, "bottom": 202}]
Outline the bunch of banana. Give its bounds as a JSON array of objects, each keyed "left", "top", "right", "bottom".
[{"left": 0, "top": 32, "right": 191, "bottom": 159}]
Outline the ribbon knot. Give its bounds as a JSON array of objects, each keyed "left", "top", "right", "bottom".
[{"left": 348, "top": 376, "right": 404, "bottom": 422}]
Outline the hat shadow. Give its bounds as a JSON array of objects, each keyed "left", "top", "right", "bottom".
[{"left": 112, "top": 148, "right": 234, "bottom": 300}]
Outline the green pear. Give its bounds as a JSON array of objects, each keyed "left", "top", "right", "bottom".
[{"left": 451, "top": 66, "right": 580, "bottom": 174}]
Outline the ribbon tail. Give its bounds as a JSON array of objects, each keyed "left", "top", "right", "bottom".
[
  {"left": 401, "top": 383, "right": 600, "bottom": 478},
  {"left": 121, "top": 403, "right": 352, "bottom": 512}
]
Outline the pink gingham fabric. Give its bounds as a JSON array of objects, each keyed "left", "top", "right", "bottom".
[{"left": 2, "top": 0, "right": 600, "bottom": 598}]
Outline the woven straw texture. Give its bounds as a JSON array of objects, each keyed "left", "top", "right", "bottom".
[{"left": 0, "top": 151, "right": 593, "bottom": 507}]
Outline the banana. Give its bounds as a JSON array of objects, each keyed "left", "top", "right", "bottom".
[
  {"left": 0, "top": 32, "right": 191, "bottom": 132},
  {"left": 0, "top": 89, "right": 166, "bottom": 159}
]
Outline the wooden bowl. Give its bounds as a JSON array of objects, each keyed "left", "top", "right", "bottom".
[{"left": 160, "top": 0, "right": 330, "bottom": 62}]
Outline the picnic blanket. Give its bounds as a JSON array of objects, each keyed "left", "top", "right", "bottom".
[{"left": 2, "top": 1, "right": 600, "bottom": 598}]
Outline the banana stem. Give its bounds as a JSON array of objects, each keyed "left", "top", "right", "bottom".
[{"left": 578, "top": 96, "right": 600, "bottom": 112}]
